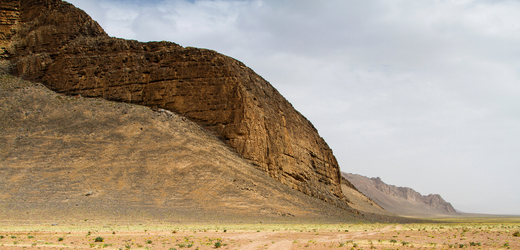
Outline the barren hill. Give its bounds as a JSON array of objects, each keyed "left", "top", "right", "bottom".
[
  {"left": 0, "top": 74, "right": 342, "bottom": 222},
  {"left": 1, "top": 0, "right": 349, "bottom": 210},
  {"left": 0, "top": 74, "right": 418, "bottom": 223},
  {"left": 343, "top": 173, "right": 458, "bottom": 217}
]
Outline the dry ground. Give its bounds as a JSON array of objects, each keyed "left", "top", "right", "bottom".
[{"left": 1, "top": 219, "right": 519, "bottom": 250}]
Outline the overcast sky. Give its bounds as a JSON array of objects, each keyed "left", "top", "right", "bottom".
[{"left": 67, "top": 0, "right": 520, "bottom": 215}]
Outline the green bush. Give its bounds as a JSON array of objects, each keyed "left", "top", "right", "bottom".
[
  {"left": 214, "top": 241, "right": 222, "bottom": 248},
  {"left": 94, "top": 236, "right": 104, "bottom": 242},
  {"left": 513, "top": 231, "right": 520, "bottom": 237}
]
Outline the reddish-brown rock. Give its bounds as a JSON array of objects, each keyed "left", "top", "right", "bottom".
[
  {"left": 0, "top": 0, "right": 19, "bottom": 59},
  {"left": 2, "top": 0, "right": 350, "bottom": 209}
]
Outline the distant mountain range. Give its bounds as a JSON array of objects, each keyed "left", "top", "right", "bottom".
[{"left": 343, "top": 173, "right": 458, "bottom": 217}]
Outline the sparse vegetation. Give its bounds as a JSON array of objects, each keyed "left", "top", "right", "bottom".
[
  {"left": 0, "top": 220, "right": 519, "bottom": 249},
  {"left": 469, "top": 241, "right": 481, "bottom": 246},
  {"left": 94, "top": 236, "right": 104, "bottom": 242}
]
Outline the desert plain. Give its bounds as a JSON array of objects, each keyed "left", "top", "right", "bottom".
[{"left": 1, "top": 217, "right": 519, "bottom": 250}]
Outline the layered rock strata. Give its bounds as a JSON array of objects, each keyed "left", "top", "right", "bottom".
[
  {"left": 1, "top": 0, "right": 350, "bottom": 208},
  {"left": 0, "top": 0, "right": 19, "bottom": 59}
]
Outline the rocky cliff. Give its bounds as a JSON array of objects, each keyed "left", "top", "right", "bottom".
[
  {"left": 344, "top": 173, "right": 457, "bottom": 216},
  {"left": 1, "top": 0, "right": 348, "bottom": 208},
  {"left": 0, "top": 0, "right": 19, "bottom": 59}
]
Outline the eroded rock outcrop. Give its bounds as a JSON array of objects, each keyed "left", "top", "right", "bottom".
[
  {"left": 1, "top": 0, "right": 350, "bottom": 208},
  {"left": 0, "top": 0, "right": 19, "bottom": 59}
]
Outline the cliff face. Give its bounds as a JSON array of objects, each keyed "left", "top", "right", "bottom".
[
  {"left": 1, "top": 0, "right": 348, "bottom": 208},
  {"left": 344, "top": 173, "right": 457, "bottom": 216},
  {"left": 0, "top": 0, "right": 19, "bottom": 59}
]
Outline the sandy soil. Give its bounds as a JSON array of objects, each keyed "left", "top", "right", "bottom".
[{"left": 1, "top": 222, "right": 519, "bottom": 249}]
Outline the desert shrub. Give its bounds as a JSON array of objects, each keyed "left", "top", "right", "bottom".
[
  {"left": 390, "top": 239, "right": 397, "bottom": 243},
  {"left": 513, "top": 231, "right": 520, "bottom": 237},
  {"left": 214, "top": 241, "right": 222, "bottom": 248},
  {"left": 94, "top": 236, "right": 104, "bottom": 242},
  {"left": 146, "top": 240, "right": 152, "bottom": 244},
  {"left": 28, "top": 235, "right": 34, "bottom": 239},
  {"left": 58, "top": 237, "right": 64, "bottom": 241}
]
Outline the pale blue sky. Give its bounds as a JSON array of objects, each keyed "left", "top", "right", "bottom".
[{"left": 67, "top": 0, "right": 520, "bottom": 215}]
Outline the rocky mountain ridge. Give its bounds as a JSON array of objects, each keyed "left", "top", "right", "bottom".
[
  {"left": 343, "top": 173, "right": 457, "bottom": 216},
  {"left": 1, "top": 0, "right": 348, "bottom": 209}
]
